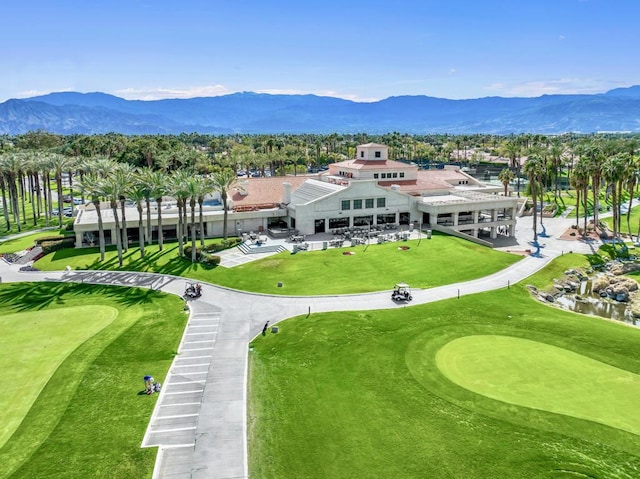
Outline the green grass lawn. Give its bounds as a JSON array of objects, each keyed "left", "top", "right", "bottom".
[
  {"left": 0, "top": 282, "right": 187, "bottom": 479},
  {"left": 248, "top": 257, "right": 640, "bottom": 478},
  {"left": 437, "top": 335, "right": 640, "bottom": 436},
  {"left": 35, "top": 233, "right": 521, "bottom": 294}
]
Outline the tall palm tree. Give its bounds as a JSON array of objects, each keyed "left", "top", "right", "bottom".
[
  {"left": 128, "top": 175, "right": 148, "bottom": 258},
  {"left": 0, "top": 153, "right": 24, "bottom": 232},
  {"left": 585, "top": 143, "right": 604, "bottom": 227},
  {"left": 148, "top": 170, "right": 168, "bottom": 250},
  {"left": 570, "top": 158, "right": 590, "bottom": 236},
  {"left": 101, "top": 174, "right": 124, "bottom": 267},
  {"left": 114, "top": 163, "right": 135, "bottom": 252},
  {"left": 602, "top": 154, "right": 627, "bottom": 245},
  {"left": 169, "top": 170, "right": 191, "bottom": 257},
  {"left": 211, "top": 168, "right": 238, "bottom": 239},
  {"left": 49, "top": 153, "right": 75, "bottom": 227},
  {"left": 524, "top": 155, "right": 545, "bottom": 243},
  {"left": 78, "top": 173, "right": 107, "bottom": 260},
  {"left": 135, "top": 167, "right": 156, "bottom": 246},
  {"left": 184, "top": 176, "right": 202, "bottom": 262},
  {"left": 623, "top": 155, "right": 640, "bottom": 240},
  {"left": 501, "top": 140, "right": 521, "bottom": 196},
  {"left": 197, "top": 176, "right": 214, "bottom": 248}
]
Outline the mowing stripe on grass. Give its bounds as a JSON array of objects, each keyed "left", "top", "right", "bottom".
[{"left": 436, "top": 334, "right": 640, "bottom": 436}]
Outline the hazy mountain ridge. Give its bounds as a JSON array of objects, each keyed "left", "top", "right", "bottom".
[{"left": 0, "top": 86, "right": 637, "bottom": 135}]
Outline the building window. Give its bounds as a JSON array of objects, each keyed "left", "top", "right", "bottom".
[
  {"left": 392, "top": 172, "right": 398, "bottom": 178},
  {"left": 375, "top": 151, "right": 381, "bottom": 158},
  {"left": 377, "top": 197, "right": 386, "bottom": 208},
  {"left": 374, "top": 173, "right": 379, "bottom": 179},
  {"left": 360, "top": 151, "right": 365, "bottom": 158},
  {"left": 400, "top": 172, "right": 405, "bottom": 178},
  {"left": 365, "top": 198, "right": 374, "bottom": 208},
  {"left": 353, "top": 199, "right": 362, "bottom": 210},
  {"left": 341, "top": 200, "right": 350, "bottom": 210}
]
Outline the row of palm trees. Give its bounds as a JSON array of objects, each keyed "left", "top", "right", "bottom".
[
  {"left": 524, "top": 147, "right": 639, "bottom": 245},
  {"left": 78, "top": 159, "right": 237, "bottom": 267},
  {"left": 0, "top": 151, "right": 78, "bottom": 232},
  {"left": 0, "top": 151, "right": 237, "bottom": 266}
]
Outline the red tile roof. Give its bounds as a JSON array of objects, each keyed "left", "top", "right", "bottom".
[{"left": 229, "top": 175, "right": 312, "bottom": 207}]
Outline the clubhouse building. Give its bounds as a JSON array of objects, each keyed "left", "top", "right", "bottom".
[{"left": 73, "top": 143, "right": 519, "bottom": 247}]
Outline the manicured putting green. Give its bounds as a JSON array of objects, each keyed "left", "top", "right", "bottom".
[
  {"left": 435, "top": 335, "right": 640, "bottom": 435},
  {"left": 0, "top": 305, "right": 117, "bottom": 448}
]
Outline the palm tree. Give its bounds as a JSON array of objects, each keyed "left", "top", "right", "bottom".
[
  {"left": 497, "top": 168, "right": 514, "bottom": 197},
  {"left": 169, "top": 170, "right": 191, "bottom": 257},
  {"left": 501, "top": 140, "right": 521, "bottom": 196},
  {"left": 211, "top": 168, "right": 237, "bottom": 239},
  {"left": 0, "top": 153, "right": 24, "bottom": 232},
  {"left": 623, "top": 155, "right": 640, "bottom": 240},
  {"left": 148, "top": 170, "right": 168, "bottom": 250},
  {"left": 585, "top": 143, "right": 604, "bottom": 227},
  {"left": 548, "top": 140, "right": 566, "bottom": 203},
  {"left": 197, "top": 176, "right": 214, "bottom": 248},
  {"left": 602, "top": 155, "right": 627, "bottom": 245},
  {"left": 570, "top": 158, "right": 590, "bottom": 236},
  {"left": 49, "top": 153, "right": 75, "bottom": 227},
  {"left": 128, "top": 175, "right": 148, "bottom": 258},
  {"left": 524, "top": 155, "right": 545, "bottom": 243},
  {"left": 78, "top": 173, "right": 107, "bottom": 260},
  {"left": 101, "top": 174, "right": 124, "bottom": 267},
  {"left": 184, "top": 176, "right": 202, "bottom": 262},
  {"left": 114, "top": 163, "right": 135, "bottom": 252},
  {"left": 135, "top": 167, "right": 157, "bottom": 246}
]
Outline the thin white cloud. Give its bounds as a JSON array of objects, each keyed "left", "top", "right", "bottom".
[
  {"left": 15, "top": 87, "right": 73, "bottom": 98},
  {"left": 256, "top": 88, "right": 379, "bottom": 102},
  {"left": 484, "top": 79, "right": 632, "bottom": 97},
  {"left": 111, "top": 85, "right": 379, "bottom": 102},
  {"left": 113, "top": 85, "right": 231, "bottom": 100}
]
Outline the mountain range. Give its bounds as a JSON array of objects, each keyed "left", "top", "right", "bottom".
[{"left": 1, "top": 86, "right": 640, "bottom": 135}]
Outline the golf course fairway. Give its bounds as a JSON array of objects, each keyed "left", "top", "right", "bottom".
[
  {"left": 436, "top": 334, "right": 640, "bottom": 435},
  {"left": 0, "top": 305, "right": 117, "bottom": 448}
]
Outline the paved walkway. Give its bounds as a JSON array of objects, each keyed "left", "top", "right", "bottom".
[{"left": 0, "top": 214, "right": 606, "bottom": 479}]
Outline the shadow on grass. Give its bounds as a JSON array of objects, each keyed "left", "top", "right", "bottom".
[{"left": 0, "top": 282, "right": 167, "bottom": 312}]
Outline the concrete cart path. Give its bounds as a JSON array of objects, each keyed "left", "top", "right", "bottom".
[{"left": 0, "top": 214, "right": 605, "bottom": 479}]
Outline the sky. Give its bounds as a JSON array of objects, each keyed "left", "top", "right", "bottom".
[{"left": 2, "top": 0, "right": 639, "bottom": 103}]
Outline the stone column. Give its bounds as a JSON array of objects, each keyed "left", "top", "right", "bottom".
[
  {"left": 75, "top": 231, "right": 83, "bottom": 248},
  {"left": 453, "top": 211, "right": 459, "bottom": 226}
]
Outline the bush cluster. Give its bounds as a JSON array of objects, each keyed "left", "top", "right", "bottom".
[{"left": 35, "top": 236, "right": 75, "bottom": 254}]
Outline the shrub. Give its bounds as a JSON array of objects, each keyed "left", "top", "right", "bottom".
[
  {"left": 200, "top": 253, "right": 221, "bottom": 266},
  {"left": 39, "top": 237, "right": 75, "bottom": 254}
]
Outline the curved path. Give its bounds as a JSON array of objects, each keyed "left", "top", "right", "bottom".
[{"left": 0, "top": 214, "right": 603, "bottom": 479}]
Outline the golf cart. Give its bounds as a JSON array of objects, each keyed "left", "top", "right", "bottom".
[
  {"left": 184, "top": 282, "right": 202, "bottom": 299},
  {"left": 391, "top": 283, "right": 412, "bottom": 302}
]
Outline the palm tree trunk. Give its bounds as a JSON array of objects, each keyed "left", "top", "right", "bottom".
[
  {"left": 56, "top": 174, "right": 64, "bottom": 227},
  {"left": 120, "top": 201, "right": 128, "bottom": 252},
  {"left": 95, "top": 201, "right": 106, "bottom": 261},
  {"left": 19, "top": 172, "right": 26, "bottom": 225},
  {"left": 110, "top": 201, "right": 123, "bottom": 267},
  {"left": 145, "top": 199, "right": 152, "bottom": 245},
  {"left": 156, "top": 198, "right": 163, "bottom": 251},
  {"left": 137, "top": 203, "right": 145, "bottom": 259},
  {"left": 198, "top": 200, "right": 205, "bottom": 248},
  {"left": 190, "top": 200, "right": 197, "bottom": 263},
  {"left": 0, "top": 176, "right": 10, "bottom": 230},
  {"left": 177, "top": 199, "right": 184, "bottom": 257}
]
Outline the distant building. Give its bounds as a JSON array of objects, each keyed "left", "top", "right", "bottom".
[{"left": 73, "top": 143, "right": 518, "bottom": 247}]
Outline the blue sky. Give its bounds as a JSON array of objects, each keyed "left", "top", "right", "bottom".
[{"left": 3, "top": 0, "right": 638, "bottom": 102}]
